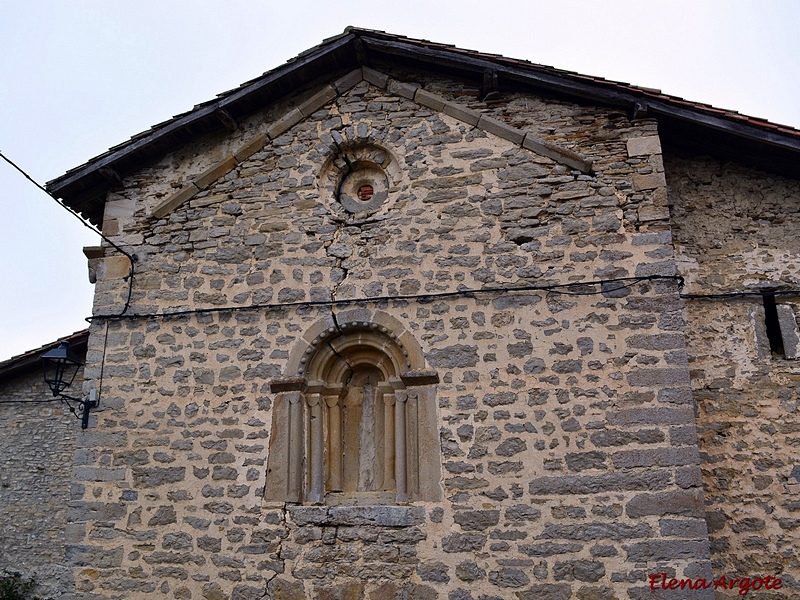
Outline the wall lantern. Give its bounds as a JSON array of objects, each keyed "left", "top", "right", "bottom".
[{"left": 41, "top": 341, "right": 97, "bottom": 429}]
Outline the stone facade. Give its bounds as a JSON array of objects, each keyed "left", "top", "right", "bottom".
[
  {"left": 0, "top": 357, "right": 84, "bottom": 598},
  {"left": 58, "top": 69, "right": 714, "bottom": 599},
  {"left": 667, "top": 153, "right": 800, "bottom": 588},
  {"left": 4, "top": 30, "right": 800, "bottom": 600}
]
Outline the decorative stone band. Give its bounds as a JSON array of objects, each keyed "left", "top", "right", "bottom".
[{"left": 151, "top": 67, "right": 593, "bottom": 219}]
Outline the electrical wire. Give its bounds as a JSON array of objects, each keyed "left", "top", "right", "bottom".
[
  {"left": 4, "top": 151, "right": 796, "bottom": 320},
  {"left": 681, "top": 289, "right": 800, "bottom": 300},
  {"left": 0, "top": 150, "right": 136, "bottom": 316},
  {"left": 87, "top": 274, "right": 684, "bottom": 322}
]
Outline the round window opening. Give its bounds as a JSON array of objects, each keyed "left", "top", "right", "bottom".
[{"left": 338, "top": 165, "right": 388, "bottom": 215}]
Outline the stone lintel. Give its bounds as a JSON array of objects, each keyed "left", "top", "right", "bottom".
[
  {"left": 414, "top": 89, "right": 446, "bottom": 112},
  {"left": 153, "top": 183, "right": 200, "bottom": 219},
  {"left": 441, "top": 102, "right": 480, "bottom": 126},
  {"left": 362, "top": 67, "right": 389, "bottom": 89},
  {"left": 269, "top": 376, "right": 308, "bottom": 393},
  {"left": 477, "top": 115, "right": 525, "bottom": 146},
  {"left": 267, "top": 108, "right": 304, "bottom": 139},
  {"left": 298, "top": 85, "right": 337, "bottom": 118},
  {"left": 287, "top": 505, "right": 425, "bottom": 527},
  {"left": 193, "top": 156, "right": 239, "bottom": 190},
  {"left": 333, "top": 69, "right": 364, "bottom": 94},
  {"left": 523, "top": 134, "right": 592, "bottom": 173},
  {"left": 234, "top": 133, "right": 270, "bottom": 163},
  {"left": 387, "top": 79, "right": 419, "bottom": 100},
  {"left": 400, "top": 370, "right": 440, "bottom": 386}
]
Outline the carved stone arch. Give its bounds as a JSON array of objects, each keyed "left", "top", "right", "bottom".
[{"left": 265, "top": 311, "right": 441, "bottom": 505}]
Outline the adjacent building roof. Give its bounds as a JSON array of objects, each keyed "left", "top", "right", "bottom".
[
  {"left": 0, "top": 329, "right": 89, "bottom": 382},
  {"left": 46, "top": 27, "right": 800, "bottom": 227}
]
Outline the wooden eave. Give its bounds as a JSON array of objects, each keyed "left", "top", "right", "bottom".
[{"left": 46, "top": 27, "right": 800, "bottom": 227}]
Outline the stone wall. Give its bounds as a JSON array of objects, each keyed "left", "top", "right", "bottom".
[
  {"left": 65, "top": 70, "right": 711, "bottom": 599},
  {"left": 0, "top": 364, "right": 83, "bottom": 598},
  {"left": 666, "top": 152, "right": 800, "bottom": 593}
]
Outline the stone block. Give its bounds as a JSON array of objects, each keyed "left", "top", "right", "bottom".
[
  {"left": 362, "top": 67, "right": 389, "bottom": 89},
  {"left": 234, "top": 133, "right": 269, "bottom": 163},
  {"left": 625, "top": 369, "right": 691, "bottom": 388},
  {"left": 267, "top": 108, "right": 303, "bottom": 138},
  {"left": 193, "top": 156, "right": 238, "bottom": 190},
  {"left": 529, "top": 470, "right": 671, "bottom": 495},
  {"left": 516, "top": 584, "right": 572, "bottom": 600},
  {"left": 132, "top": 466, "right": 186, "bottom": 487},
  {"left": 442, "top": 101, "right": 481, "bottom": 126},
  {"left": 66, "top": 544, "right": 124, "bottom": 568},
  {"left": 505, "top": 505, "right": 541, "bottom": 521},
  {"left": 477, "top": 115, "right": 525, "bottom": 145},
  {"left": 538, "top": 522, "right": 652, "bottom": 541},
  {"left": 331, "top": 506, "right": 425, "bottom": 527},
  {"left": 153, "top": 183, "right": 200, "bottom": 218},
  {"left": 333, "top": 69, "right": 363, "bottom": 94},
  {"left": 777, "top": 304, "right": 800, "bottom": 359},
  {"left": 632, "top": 172, "right": 667, "bottom": 191},
  {"left": 65, "top": 522, "right": 86, "bottom": 544},
  {"left": 625, "top": 490, "right": 705, "bottom": 518},
  {"left": 520, "top": 542, "right": 583, "bottom": 557},
  {"left": 72, "top": 467, "right": 127, "bottom": 482},
  {"left": 611, "top": 446, "right": 699, "bottom": 469},
  {"left": 96, "top": 255, "right": 132, "bottom": 280},
  {"left": 387, "top": 78, "right": 420, "bottom": 99},
  {"left": 489, "top": 567, "right": 530, "bottom": 587},
  {"left": 427, "top": 345, "right": 479, "bottom": 368},
  {"left": 638, "top": 204, "right": 671, "bottom": 222},
  {"left": 626, "top": 333, "right": 684, "bottom": 350},
  {"left": 553, "top": 560, "right": 605, "bottom": 583},
  {"left": 417, "top": 561, "right": 450, "bottom": 583},
  {"left": 442, "top": 533, "right": 487, "bottom": 553},
  {"left": 627, "top": 135, "right": 662, "bottom": 157},
  {"left": 148, "top": 505, "right": 177, "bottom": 526},
  {"left": 623, "top": 539, "right": 710, "bottom": 562},
  {"left": 414, "top": 89, "right": 446, "bottom": 112},
  {"left": 298, "top": 85, "right": 337, "bottom": 117},
  {"left": 589, "top": 428, "right": 665, "bottom": 447},
  {"left": 659, "top": 518, "right": 708, "bottom": 538},
  {"left": 675, "top": 466, "right": 703, "bottom": 489},
  {"left": 523, "top": 134, "right": 591, "bottom": 172},
  {"left": 67, "top": 501, "right": 127, "bottom": 522},
  {"left": 606, "top": 405, "right": 694, "bottom": 426},
  {"left": 565, "top": 451, "right": 607, "bottom": 472},
  {"left": 453, "top": 510, "right": 500, "bottom": 531}
]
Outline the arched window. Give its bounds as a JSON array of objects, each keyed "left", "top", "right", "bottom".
[{"left": 264, "top": 312, "right": 441, "bottom": 505}]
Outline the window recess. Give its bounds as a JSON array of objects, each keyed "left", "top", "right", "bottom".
[{"left": 762, "top": 292, "right": 800, "bottom": 360}]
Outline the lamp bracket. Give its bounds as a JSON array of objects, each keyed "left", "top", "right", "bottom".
[{"left": 57, "top": 389, "right": 98, "bottom": 429}]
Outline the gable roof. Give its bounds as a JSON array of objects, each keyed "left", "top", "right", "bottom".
[{"left": 47, "top": 27, "right": 800, "bottom": 227}]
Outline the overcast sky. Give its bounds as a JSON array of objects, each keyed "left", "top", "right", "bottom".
[{"left": 1, "top": 0, "right": 798, "bottom": 361}]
